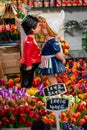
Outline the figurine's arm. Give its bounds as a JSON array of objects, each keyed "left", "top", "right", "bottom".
[
  {"left": 24, "top": 42, "right": 33, "bottom": 70},
  {"left": 55, "top": 52, "right": 66, "bottom": 64}
]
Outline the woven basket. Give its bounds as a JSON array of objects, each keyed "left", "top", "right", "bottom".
[{"left": 3, "top": 2, "right": 15, "bottom": 19}]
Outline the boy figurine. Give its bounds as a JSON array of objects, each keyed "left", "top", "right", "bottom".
[{"left": 20, "top": 15, "right": 41, "bottom": 88}]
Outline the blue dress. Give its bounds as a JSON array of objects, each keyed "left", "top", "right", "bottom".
[{"left": 38, "top": 38, "right": 66, "bottom": 75}]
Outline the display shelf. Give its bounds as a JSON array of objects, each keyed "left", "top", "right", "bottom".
[
  {"left": 13, "top": 0, "right": 87, "bottom": 9},
  {"left": 30, "top": 6, "right": 87, "bottom": 12},
  {"left": 66, "top": 50, "right": 87, "bottom": 59},
  {"left": 0, "top": 41, "right": 21, "bottom": 46},
  {"left": 31, "top": 5, "right": 87, "bottom": 9}
]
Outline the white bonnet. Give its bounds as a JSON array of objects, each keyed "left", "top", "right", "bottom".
[{"left": 39, "top": 10, "right": 65, "bottom": 34}]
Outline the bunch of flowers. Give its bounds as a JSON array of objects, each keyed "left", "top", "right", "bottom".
[
  {"left": 0, "top": 24, "right": 20, "bottom": 42},
  {"left": 0, "top": 86, "right": 26, "bottom": 99},
  {"left": 0, "top": 78, "right": 27, "bottom": 99},
  {"left": 41, "top": 99, "right": 87, "bottom": 130},
  {"left": 61, "top": 40, "right": 70, "bottom": 56},
  {"left": 0, "top": 95, "right": 47, "bottom": 128},
  {"left": 0, "top": 78, "right": 20, "bottom": 89}
]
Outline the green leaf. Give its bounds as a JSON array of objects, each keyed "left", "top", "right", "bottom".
[
  {"left": 60, "top": 122, "right": 65, "bottom": 130},
  {"left": 67, "top": 86, "right": 71, "bottom": 93},
  {"left": 80, "top": 108, "right": 86, "bottom": 118},
  {"left": 74, "top": 95, "right": 81, "bottom": 104},
  {"left": 9, "top": 124, "right": 14, "bottom": 128},
  {"left": 70, "top": 104, "right": 77, "bottom": 112}
]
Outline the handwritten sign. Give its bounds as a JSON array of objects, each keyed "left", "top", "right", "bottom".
[
  {"left": 46, "top": 97, "right": 69, "bottom": 111},
  {"left": 43, "top": 83, "right": 66, "bottom": 96}
]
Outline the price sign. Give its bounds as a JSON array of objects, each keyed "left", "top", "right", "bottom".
[
  {"left": 43, "top": 83, "right": 66, "bottom": 96},
  {"left": 46, "top": 97, "right": 69, "bottom": 111}
]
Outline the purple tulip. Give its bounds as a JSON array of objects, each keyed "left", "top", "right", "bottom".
[
  {"left": 3, "top": 91, "right": 9, "bottom": 98},
  {"left": 3, "top": 88, "right": 8, "bottom": 92},
  {"left": 22, "top": 87, "right": 26, "bottom": 93},
  {"left": 81, "top": 128, "right": 84, "bottom": 130},
  {"left": 8, "top": 88, "right": 13, "bottom": 93},
  {"left": 0, "top": 90, "right": 4, "bottom": 97},
  {"left": 38, "top": 83, "right": 44, "bottom": 95},
  {"left": 17, "top": 90, "right": 23, "bottom": 97},
  {"left": 63, "top": 122, "right": 68, "bottom": 129},
  {"left": 80, "top": 127, "right": 85, "bottom": 130},
  {"left": 13, "top": 86, "right": 18, "bottom": 93},
  {"left": 67, "top": 123, "right": 72, "bottom": 130},
  {"left": 71, "top": 124, "right": 77, "bottom": 130},
  {"left": 8, "top": 93, "right": 12, "bottom": 98}
]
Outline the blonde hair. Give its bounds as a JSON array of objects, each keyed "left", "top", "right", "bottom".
[
  {"left": 39, "top": 16, "right": 56, "bottom": 37},
  {"left": 45, "top": 21, "right": 56, "bottom": 37}
]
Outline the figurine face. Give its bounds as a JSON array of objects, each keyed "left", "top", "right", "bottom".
[
  {"left": 33, "top": 22, "right": 41, "bottom": 35},
  {"left": 41, "top": 23, "right": 48, "bottom": 36}
]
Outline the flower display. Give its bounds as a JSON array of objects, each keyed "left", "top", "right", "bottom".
[
  {"left": 0, "top": 24, "right": 20, "bottom": 43},
  {"left": 61, "top": 40, "right": 70, "bottom": 56},
  {"left": 0, "top": 58, "right": 87, "bottom": 129},
  {"left": 0, "top": 78, "right": 48, "bottom": 128},
  {"left": 0, "top": 95, "right": 47, "bottom": 128},
  {"left": 0, "top": 78, "right": 27, "bottom": 99}
]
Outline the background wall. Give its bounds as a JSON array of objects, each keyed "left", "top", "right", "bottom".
[{"left": 64, "top": 7, "right": 87, "bottom": 51}]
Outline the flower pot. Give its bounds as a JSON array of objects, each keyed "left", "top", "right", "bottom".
[{"left": 1, "top": 128, "right": 31, "bottom": 130}]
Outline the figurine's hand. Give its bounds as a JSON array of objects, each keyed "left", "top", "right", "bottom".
[
  {"left": 62, "top": 59, "right": 66, "bottom": 64},
  {"left": 55, "top": 52, "right": 66, "bottom": 65},
  {"left": 26, "top": 66, "right": 32, "bottom": 70}
]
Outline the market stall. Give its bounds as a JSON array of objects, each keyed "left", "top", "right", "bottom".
[{"left": 0, "top": 1, "right": 87, "bottom": 130}]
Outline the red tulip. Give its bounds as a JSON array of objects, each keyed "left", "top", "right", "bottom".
[
  {"left": 34, "top": 114, "right": 39, "bottom": 122},
  {"left": 19, "top": 106, "right": 25, "bottom": 114},
  {"left": 11, "top": 107, "right": 18, "bottom": 116},
  {"left": 25, "top": 121, "right": 33, "bottom": 127},
  {"left": 0, "top": 121, "right": 2, "bottom": 128},
  {"left": 5, "top": 107, "right": 10, "bottom": 116},
  {"left": 19, "top": 114, "right": 26, "bottom": 124},
  {"left": 2, "top": 117, "right": 9, "bottom": 126},
  {"left": 0, "top": 109, "right": 5, "bottom": 117},
  {"left": 25, "top": 105, "right": 31, "bottom": 114},
  {"left": 7, "top": 79, "right": 15, "bottom": 88},
  {"left": 39, "top": 109, "right": 47, "bottom": 116},
  {"left": 32, "top": 77, "right": 41, "bottom": 87},
  {"left": 28, "top": 111, "right": 36, "bottom": 118},
  {"left": 10, "top": 116, "right": 16, "bottom": 124}
]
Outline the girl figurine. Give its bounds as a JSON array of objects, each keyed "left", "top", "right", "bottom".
[
  {"left": 38, "top": 10, "right": 66, "bottom": 86},
  {"left": 20, "top": 15, "right": 41, "bottom": 88}
]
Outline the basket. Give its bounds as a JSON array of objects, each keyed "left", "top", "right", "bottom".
[{"left": 3, "top": 2, "right": 15, "bottom": 19}]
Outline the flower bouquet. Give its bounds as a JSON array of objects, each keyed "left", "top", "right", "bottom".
[
  {"left": 0, "top": 78, "right": 27, "bottom": 99},
  {"left": 0, "top": 95, "right": 47, "bottom": 129}
]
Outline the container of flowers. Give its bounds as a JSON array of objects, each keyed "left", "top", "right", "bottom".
[{"left": 0, "top": 94, "right": 47, "bottom": 130}]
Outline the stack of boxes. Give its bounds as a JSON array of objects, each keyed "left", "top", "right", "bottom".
[{"left": 0, "top": 46, "right": 20, "bottom": 78}]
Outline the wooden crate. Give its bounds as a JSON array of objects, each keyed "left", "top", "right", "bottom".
[{"left": 0, "top": 62, "right": 4, "bottom": 78}]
